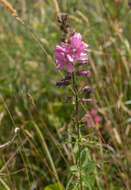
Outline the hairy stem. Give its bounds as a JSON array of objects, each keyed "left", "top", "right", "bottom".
[{"left": 72, "top": 73, "right": 83, "bottom": 190}]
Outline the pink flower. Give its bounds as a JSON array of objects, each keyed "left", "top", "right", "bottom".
[
  {"left": 90, "top": 109, "right": 97, "bottom": 115},
  {"left": 76, "top": 71, "right": 90, "bottom": 75},
  {"left": 81, "top": 113, "right": 88, "bottom": 122},
  {"left": 81, "top": 109, "right": 102, "bottom": 126},
  {"left": 114, "top": 0, "right": 121, "bottom": 2},
  {"left": 55, "top": 44, "right": 74, "bottom": 72},
  {"left": 88, "top": 119, "right": 94, "bottom": 127},
  {"left": 94, "top": 115, "right": 101, "bottom": 122},
  {"left": 54, "top": 32, "right": 89, "bottom": 72}
]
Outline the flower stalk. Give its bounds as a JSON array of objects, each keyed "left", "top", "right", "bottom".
[
  {"left": 72, "top": 72, "right": 83, "bottom": 190},
  {"left": 54, "top": 14, "right": 90, "bottom": 189}
]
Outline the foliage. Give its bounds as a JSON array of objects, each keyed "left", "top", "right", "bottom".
[{"left": 0, "top": 0, "right": 131, "bottom": 189}]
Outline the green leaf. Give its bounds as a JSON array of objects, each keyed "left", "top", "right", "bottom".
[
  {"left": 81, "top": 148, "right": 91, "bottom": 168},
  {"left": 44, "top": 183, "right": 64, "bottom": 190}
]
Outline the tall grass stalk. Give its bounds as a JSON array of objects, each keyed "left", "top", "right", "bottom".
[
  {"left": 0, "top": 178, "right": 11, "bottom": 190},
  {"left": 32, "top": 122, "right": 60, "bottom": 183}
]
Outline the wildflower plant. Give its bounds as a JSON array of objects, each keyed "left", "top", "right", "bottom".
[
  {"left": 54, "top": 13, "right": 101, "bottom": 190},
  {"left": 54, "top": 13, "right": 91, "bottom": 189}
]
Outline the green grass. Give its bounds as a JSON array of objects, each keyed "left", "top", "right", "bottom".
[{"left": 0, "top": 0, "right": 131, "bottom": 189}]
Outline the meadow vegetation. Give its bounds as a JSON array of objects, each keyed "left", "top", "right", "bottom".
[{"left": 0, "top": 0, "right": 131, "bottom": 189}]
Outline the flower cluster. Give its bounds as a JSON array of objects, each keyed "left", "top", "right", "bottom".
[
  {"left": 57, "top": 13, "right": 70, "bottom": 36},
  {"left": 54, "top": 32, "right": 89, "bottom": 72},
  {"left": 81, "top": 109, "right": 102, "bottom": 126}
]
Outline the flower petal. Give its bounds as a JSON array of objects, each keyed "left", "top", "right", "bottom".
[{"left": 67, "top": 64, "right": 75, "bottom": 72}]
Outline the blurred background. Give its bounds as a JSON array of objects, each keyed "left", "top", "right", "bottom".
[{"left": 0, "top": 0, "right": 131, "bottom": 189}]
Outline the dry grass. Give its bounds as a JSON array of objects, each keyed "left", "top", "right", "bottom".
[{"left": 0, "top": 0, "right": 130, "bottom": 189}]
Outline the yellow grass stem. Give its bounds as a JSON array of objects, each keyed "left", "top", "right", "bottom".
[
  {"left": 32, "top": 122, "right": 60, "bottom": 183},
  {"left": 0, "top": 178, "right": 11, "bottom": 190},
  {"left": 52, "top": 0, "right": 60, "bottom": 17},
  {"left": 0, "top": 0, "right": 24, "bottom": 24}
]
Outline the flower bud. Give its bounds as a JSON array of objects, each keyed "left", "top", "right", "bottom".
[
  {"left": 56, "top": 80, "right": 70, "bottom": 88},
  {"left": 61, "top": 13, "right": 68, "bottom": 21},
  {"left": 82, "top": 86, "right": 90, "bottom": 93},
  {"left": 57, "top": 16, "right": 62, "bottom": 23},
  {"left": 79, "top": 98, "right": 92, "bottom": 102},
  {"left": 77, "top": 71, "right": 90, "bottom": 75}
]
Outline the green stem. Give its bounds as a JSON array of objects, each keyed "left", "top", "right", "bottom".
[{"left": 72, "top": 73, "right": 83, "bottom": 190}]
